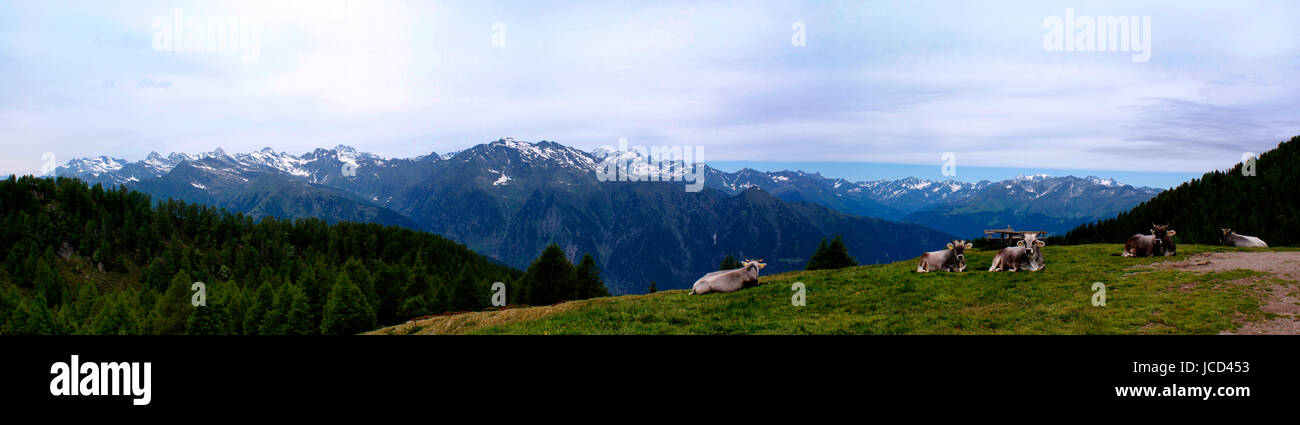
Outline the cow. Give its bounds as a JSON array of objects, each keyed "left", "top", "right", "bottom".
[
  {"left": 1121, "top": 224, "right": 1177, "bottom": 257},
  {"left": 916, "top": 240, "right": 972, "bottom": 272},
  {"left": 689, "top": 259, "right": 766, "bottom": 295},
  {"left": 1222, "top": 228, "right": 1268, "bottom": 247},
  {"left": 988, "top": 233, "right": 1046, "bottom": 272}
]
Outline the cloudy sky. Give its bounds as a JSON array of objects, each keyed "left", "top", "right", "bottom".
[{"left": 2, "top": 0, "right": 1298, "bottom": 187}]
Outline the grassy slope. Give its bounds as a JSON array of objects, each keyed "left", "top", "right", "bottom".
[{"left": 373, "top": 244, "right": 1287, "bottom": 335}]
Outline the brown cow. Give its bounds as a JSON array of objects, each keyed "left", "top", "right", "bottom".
[
  {"left": 1121, "top": 224, "right": 1177, "bottom": 257},
  {"left": 989, "top": 233, "right": 1046, "bottom": 272},
  {"left": 916, "top": 240, "right": 972, "bottom": 272}
]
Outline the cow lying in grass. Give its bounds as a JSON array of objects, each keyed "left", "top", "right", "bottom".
[
  {"left": 1222, "top": 228, "right": 1268, "bottom": 247},
  {"left": 989, "top": 233, "right": 1046, "bottom": 272},
  {"left": 916, "top": 240, "right": 972, "bottom": 272},
  {"left": 1122, "top": 224, "right": 1177, "bottom": 257},
  {"left": 689, "top": 259, "right": 766, "bottom": 295}
]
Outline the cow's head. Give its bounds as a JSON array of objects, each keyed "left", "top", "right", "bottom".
[
  {"left": 951, "top": 239, "right": 972, "bottom": 262},
  {"left": 1221, "top": 228, "right": 1233, "bottom": 245},
  {"left": 1152, "top": 224, "right": 1176, "bottom": 255},
  {"left": 1017, "top": 234, "right": 1045, "bottom": 256},
  {"left": 946, "top": 240, "right": 973, "bottom": 269},
  {"left": 742, "top": 259, "right": 767, "bottom": 271}
]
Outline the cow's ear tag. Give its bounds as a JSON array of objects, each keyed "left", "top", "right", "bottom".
[{"left": 946, "top": 243, "right": 954, "bottom": 249}]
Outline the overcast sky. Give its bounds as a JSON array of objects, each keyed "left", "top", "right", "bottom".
[{"left": 3, "top": 0, "right": 1298, "bottom": 185}]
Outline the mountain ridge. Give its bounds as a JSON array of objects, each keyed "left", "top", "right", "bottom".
[{"left": 51, "top": 138, "right": 1160, "bottom": 293}]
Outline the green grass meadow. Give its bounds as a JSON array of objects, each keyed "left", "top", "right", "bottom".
[{"left": 386, "top": 244, "right": 1288, "bottom": 335}]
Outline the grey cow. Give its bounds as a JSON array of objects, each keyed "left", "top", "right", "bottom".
[
  {"left": 689, "top": 259, "right": 766, "bottom": 295},
  {"left": 989, "top": 233, "right": 1046, "bottom": 272},
  {"left": 1121, "top": 224, "right": 1177, "bottom": 257},
  {"left": 1222, "top": 228, "right": 1268, "bottom": 247},
  {"left": 916, "top": 240, "right": 972, "bottom": 272}
]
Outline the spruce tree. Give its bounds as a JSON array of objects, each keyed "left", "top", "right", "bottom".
[
  {"left": 259, "top": 284, "right": 290, "bottom": 335},
  {"left": 719, "top": 255, "right": 742, "bottom": 270},
  {"left": 185, "top": 300, "right": 227, "bottom": 335},
  {"left": 573, "top": 254, "right": 609, "bottom": 299},
  {"left": 825, "top": 235, "right": 858, "bottom": 269},
  {"left": 805, "top": 238, "right": 830, "bottom": 270},
  {"left": 13, "top": 293, "right": 55, "bottom": 335},
  {"left": 151, "top": 270, "right": 194, "bottom": 335},
  {"left": 0, "top": 286, "right": 19, "bottom": 332},
  {"left": 243, "top": 281, "right": 274, "bottom": 335},
  {"left": 34, "top": 259, "right": 64, "bottom": 307},
  {"left": 806, "top": 235, "right": 857, "bottom": 270},
  {"left": 519, "top": 244, "right": 575, "bottom": 305},
  {"left": 283, "top": 283, "right": 315, "bottom": 335},
  {"left": 321, "top": 273, "right": 375, "bottom": 335}
]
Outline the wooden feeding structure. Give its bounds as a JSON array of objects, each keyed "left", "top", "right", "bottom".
[{"left": 983, "top": 228, "right": 1048, "bottom": 247}]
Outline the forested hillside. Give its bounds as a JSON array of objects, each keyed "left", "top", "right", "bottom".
[
  {"left": 0, "top": 176, "right": 521, "bottom": 335},
  {"left": 1059, "top": 135, "right": 1299, "bottom": 246}
]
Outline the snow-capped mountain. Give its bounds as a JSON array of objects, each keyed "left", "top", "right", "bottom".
[
  {"left": 48, "top": 138, "right": 1162, "bottom": 292},
  {"left": 853, "top": 177, "right": 993, "bottom": 214},
  {"left": 900, "top": 174, "right": 1162, "bottom": 238},
  {"left": 48, "top": 138, "right": 957, "bottom": 294}
]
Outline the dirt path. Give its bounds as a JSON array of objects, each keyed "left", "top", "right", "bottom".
[{"left": 1140, "top": 251, "right": 1300, "bottom": 334}]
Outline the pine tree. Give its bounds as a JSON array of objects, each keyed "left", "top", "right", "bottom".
[
  {"left": 13, "top": 293, "right": 55, "bottom": 335},
  {"left": 0, "top": 286, "right": 20, "bottom": 332},
  {"left": 259, "top": 284, "right": 290, "bottom": 335},
  {"left": 826, "top": 235, "right": 858, "bottom": 268},
  {"left": 185, "top": 300, "right": 227, "bottom": 335},
  {"left": 283, "top": 283, "right": 315, "bottom": 335},
  {"left": 805, "top": 238, "right": 830, "bottom": 270},
  {"left": 295, "top": 264, "right": 327, "bottom": 331},
  {"left": 398, "top": 294, "right": 432, "bottom": 320},
  {"left": 151, "top": 270, "right": 194, "bottom": 335},
  {"left": 647, "top": 281, "right": 658, "bottom": 294},
  {"left": 519, "top": 244, "right": 575, "bottom": 305},
  {"left": 34, "top": 259, "right": 64, "bottom": 307},
  {"left": 719, "top": 255, "right": 742, "bottom": 270},
  {"left": 321, "top": 273, "right": 375, "bottom": 335},
  {"left": 71, "top": 281, "right": 99, "bottom": 327},
  {"left": 806, "top": 235, "right": 857, "bottom": 270},
  {"left": 242, "top": 281, "right": 274, "bottom": 335},
  {"left": 218, "top": 280, "right": 246, "bottom": 335},
  {"left": 572, "top": 254, "right": 609, "bottom": 299}
]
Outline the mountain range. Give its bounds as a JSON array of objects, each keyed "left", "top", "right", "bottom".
[{"left": 52, "top": 138, "right": 1160, "bottom": 293}]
